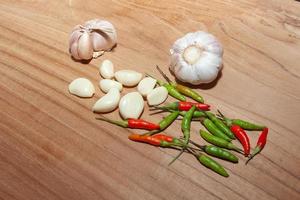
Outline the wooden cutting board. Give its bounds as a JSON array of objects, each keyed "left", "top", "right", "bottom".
[{"left": 0, "top": 0, "right": 300, "bottom": 199}]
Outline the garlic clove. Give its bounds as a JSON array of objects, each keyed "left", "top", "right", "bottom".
[
  {"left": 92, "top": 88, "right": 120, "bottom": 113},
  {"left": 84, "top": 19, "right": 117, "bottom": 51},
  {"left": 99, "top": 79, "right": 123, "bottom": 93},
  {"left": 69, "top": 28, "right": 82, "bottom": 48},
  {"left": 77, "top": 31, "right": 93, "bottom": 60},
  {"left": 99, "top": 59, "right": 114, "bottom": 79},
  {"left": 147, "top": 86, "right": 168, "bottom": 106},
  {"left": 119, "top": 92, "right": 144, "bottom": 119},
  {"left": 70, "top": 42, "right": 81, "bottom": 60},
  {"left": 114, "top": 70, "right": 143, "bottom": 87},
  {"left": 69, "top": 77, "right": 95, "bottom": 97},
  {"left": 194, "top": 52, "right": 222, "bottom": 83},
  {"left": 137, "top": 77, "right": 157, "bottom": 97},
  {"left": 91, "top": 32, "right": 111, "bottom": 52},
  {"left": 193, "top": 31, "right": 223, "bottom": 56}
]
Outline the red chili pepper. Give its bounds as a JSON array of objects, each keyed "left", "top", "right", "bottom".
[
  {"left": 127, "top": 119, "right": 160, "bottom": 130},
  {"left": 129, "top": 133, "right": 182, "bottom": 148},
  {"left": 152, "top": 134, "right": 174, "bottom": 142},
  {"left": 178, "top": 102, "right": 210, "bottom": 111},
  {"left": 230, "top": 125, "right": 250, "bottom": 157},
  {"left": 96, "top": 117, "right": 160, "bottom": 131},
  {"left": 154, "top": 101, "right": 210, "bottom": 112},
  {"left": 128, "top": 134, "right": 161, "bottom": 146},
  {"left": 246, "top": 128, "right": 268, "bottom": 164},
  {"left": 152, "top": 134, "right": 183, "bottom": 146}
]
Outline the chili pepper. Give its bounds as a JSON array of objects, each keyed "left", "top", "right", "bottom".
[
  {"left": 128, "top": 133, "right": 173, "bottom": 147},
  {"left": 152, "top": 134, "right": 183, "bottom": 146},
  {"left": 96, "top": 117, "right": 160, "bottom": 130},
  {"left": 155, "top": 101, "right": 210, "bottom": 111},
  {"left": 246, "top": 128, "right": 268, "bottom": 164},
  {"left": 217, "top": 110, "right": 265, "bottom": 131},
  {"left": 199, "top": 129, "right": 242, "bottom": 152},
  {"left": 143, "top": 111, "right": 180, "bottom": 136},
  {"left": 168, "top": 106, "right": 196, "bottom": 165},
  {"left": 181, "top": 105, "right": 196, "bottom": 144},
  {"left": 129, "top": 134, "right": 161, "bottom": 146},
  {"left": 150, "top": 106, "right": 206, "bottom": 118},
  {"left": 230, "top": 125, "right": 250, "bottom": 157},
  {"left": 147, "top": 74, "right": 186, "bottom": 101},
  {"left": 156, "top": 65, "right": 204, "bottom": 103},
  {"left": 201, "top": 118, "right": 232, "bottom": 142},
  {"left": 205, "top": 112, "right": 235, "bottom": 139},
  {"left": 203, "top": 145, "right": 238, "bottom": 163},
  {"left": 179, "top": 110, "right": 206, "bottom": 118},
  {"left": 189, "top": 140, "right": 238, "bottom": 163},
  {"left": 197, "top": 153, "right": 229, "bottom": 177}
]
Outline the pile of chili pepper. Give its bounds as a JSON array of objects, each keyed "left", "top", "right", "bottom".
[{"left": 95, "top": 67, "right": 269, "bottom": 177}]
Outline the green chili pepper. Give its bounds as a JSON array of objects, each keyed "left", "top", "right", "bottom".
[
  {"left": 181, "top": 105, "right": 196, "bottom": 144},
  {"left": 205, "top": 112, "right": 235, "bottom": 139},
  {"left": 143, "top": 111, "right": 180, "bottom": 136},
  {"left": 151, "top": 106, "right": 206, "bottom": 118},
  {"left": 225, "top": 119, "right": 265, "bottom": 131},
  {"left": 168, "top": 106, "right": 196, "bottom": 165},
  {"left": 160, "top": 81, "right": 186, "bottom": 102},
  {"left": 147, "top": 73, "right": 186, "bottom": 101},
  {"left": 179, "top": 110, "right": 206, "bottom": 118},
  {"left": 156, "top": 65, "right": 204, "bottom": 103},
  {"left": 201, "top": 118, "right": 232, "bottom": 142},
  {"left": 204, "top": 145, "right": 238, "bottom": 163},
  {"left": 199, "top": 130, "right": 242, "bottom": 152},
  {"left": 171, "top": 83, "right": 204, "bottom": 103},
  {"left": 197, "top": 154, "right": 229, "bottom": 177},
  {"left": 217, "top": 110, "right": 265, "bottom": 131}
]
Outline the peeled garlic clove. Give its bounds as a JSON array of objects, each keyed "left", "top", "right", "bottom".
[
  {"left": 99, "top": 79, "right": 122, "bottom": 93},
  {"left": 115, "top": 70, "right": 143, "bottom": 87},
  {"left": 99, "top": 59, "right": 114, "bottom": 79},
  {"left": 119, "top": 92, "right": 144, "bottom": 119},
  {"left": 69, "top": 78, "right": 95, "bottom": 97},
  {"left": 92, "top": 88, "right": 120, "bottom": 113},
  {"left": 137, "top": 77, "right": 157, "bottom": 97},
  {"left": 169, "top": 31, "right": 223, "bottom": 85},
  {"left": 77, "top": 31, "right": 93, "bottom": 60},
  {"left": 147, "top": 86, "right": 168, "bottom": 106}
]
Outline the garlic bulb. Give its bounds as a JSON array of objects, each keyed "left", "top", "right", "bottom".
[
  {"left": 69, "top": 19, "right": 117, "bottom": 61},
  {"left": 169, "top": 31, "right": 223, "bottom": 85}
]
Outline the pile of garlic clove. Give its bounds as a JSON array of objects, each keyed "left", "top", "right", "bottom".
[{"left": 68, "top": 59, "right": 168, "bottom": 119}]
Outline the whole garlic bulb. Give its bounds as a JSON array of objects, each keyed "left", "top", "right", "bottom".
[
  {"left": 169, "top": 31, "right": 223, "bottom": 85},
  {"left": 69, "top": 19, "right": 117, "bottom": 61}
]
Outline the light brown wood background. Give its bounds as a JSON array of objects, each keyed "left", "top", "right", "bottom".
[{"left": 0, "top": 0, "right": 300, "bottom": 199}]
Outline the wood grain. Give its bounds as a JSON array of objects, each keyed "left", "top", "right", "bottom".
[{"left": 0, "top": 0, "right": 300, "bottom": 199}]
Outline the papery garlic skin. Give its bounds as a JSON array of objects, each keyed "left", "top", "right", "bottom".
[{"left": 170, "top": 31, "right": 223, "bottom": 85}]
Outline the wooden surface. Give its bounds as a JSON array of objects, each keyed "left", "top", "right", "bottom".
[{"left": 0, "top": 0, "right": 300, "bottom": 199}]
